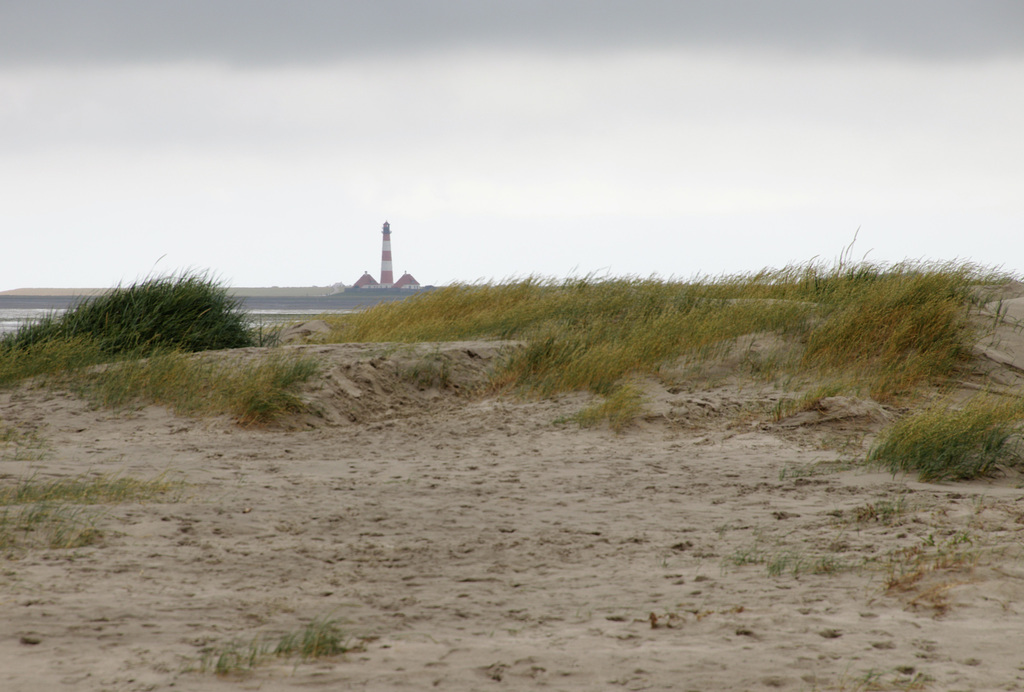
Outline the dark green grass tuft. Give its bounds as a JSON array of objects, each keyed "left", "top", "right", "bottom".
[
  {"left": 1, "top": 271, "right": 254, "bottom": 357},
  {"left": 0, "top": 272, "right": 317, "bottom": 426}
]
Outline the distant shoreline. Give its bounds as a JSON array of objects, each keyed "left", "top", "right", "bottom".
[
  {"left": 1, "top": 286, "right": 351, "bottom": 298},
  {"left": 0, "top": 287, "right": 435, "bottom": 312}
]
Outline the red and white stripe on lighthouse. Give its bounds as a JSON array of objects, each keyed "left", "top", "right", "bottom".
[{"left": 380, "top": 221, "right": 394, "bottom": 288}]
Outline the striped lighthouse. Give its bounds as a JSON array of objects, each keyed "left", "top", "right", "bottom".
[{"left": 379, "top": 221, "right": 394, "bottom": 288}]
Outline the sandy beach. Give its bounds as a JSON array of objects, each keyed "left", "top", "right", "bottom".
[{"left": 2, "top": 294, "right": 1024, "bottom": 690}]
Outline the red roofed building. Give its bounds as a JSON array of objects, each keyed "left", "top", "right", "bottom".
[
  {"left": 353, "top": 272, "right": 379, "bottom": 288},
  {"left": 394, "top": 272, "right": 420, "bottom": 289}
]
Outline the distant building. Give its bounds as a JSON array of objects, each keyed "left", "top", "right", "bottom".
[
  {"left": 394, "top": 272, "right": 420, "bottom": 289},
  {"left": 353, "top": 272, "right": 379, "bottom": 288}
]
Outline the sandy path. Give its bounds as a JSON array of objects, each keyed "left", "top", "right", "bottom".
[{"left": 2, "top": 341, "right": 1024, "bottom": 691}]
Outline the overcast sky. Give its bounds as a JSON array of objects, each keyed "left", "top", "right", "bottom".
[{"left": 2, "top": 1, "right": 1022, "bottom": 289}]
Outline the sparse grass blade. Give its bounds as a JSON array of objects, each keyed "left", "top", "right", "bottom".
[
  {"left": 0, "top": 425, "right": 48, "bottom": 461},
  {"left": 274, "top": 618, "right": 349, "bottom": 659},
  {"left": 0, "top": 473, "right": 183, "bottom": 506},
  {"left": 0, "top": 473, "right": 182, "bottom": 554}
]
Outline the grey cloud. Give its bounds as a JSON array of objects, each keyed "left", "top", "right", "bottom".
[{"left": 1, "top": 0, "right": 1022, "bottom": 66}]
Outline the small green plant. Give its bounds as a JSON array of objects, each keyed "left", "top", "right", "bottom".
[
  {"left": 766, "top": 551, "right": 847, "bottom": 577},
  {"left": 883, "top": 532, "right": 980, "bottom": 594},
  {"left": 868, "top": 396, "right": 1024, "bottom": 481},
  {"left": 725, "top": 542, "right": 767, "bottom": 568},
  {"left": 274, "top": 618, "right": 349, "bottom": 659},
  {"left": 200, "top": 618, "right": 351, "bottom": 676},
  {"left": 201, "top": 639, "right": 268, "bottom": 676},
  {"left": 250, "top": 317, "right": 285, "bottom": 348},
  {"left": 767, "top": 551, "right": 802, "bottom": 576},
  {"left": 810, "top": 555, "right": 846, "bottom": 575}
]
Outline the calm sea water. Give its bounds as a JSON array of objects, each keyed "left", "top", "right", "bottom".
[{"left": 0, "top": 296, "right": 361, "bottom": 337}]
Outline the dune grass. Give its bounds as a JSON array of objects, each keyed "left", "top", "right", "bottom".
[
  {"left": 1, "top": 271, "right": 253, "bottom": 357},
  {"left": 0, "top": 503, "right": 101, "bottom": 552},
  {"left": 568, "top": 384, "right": 646, "bottom": 432},
  {"left": 0, "top": 473, "right": 182, "bottom": 553},
  {"left": 273, "top": 617, "right": 349, "bottom": 659},
  {"left": 0, "top": 336, "right": 108, "bottom": 388},
  {"left": 0, "top": 473, "right": 184, "bottom": 506},
  {"left": 868, "top": 396, "right": 1024, "bottom": 481},
  {"left": 78, "top": 351, "right": 320, "bottom": 426},
  {"left": 0, "top": 424, "right": 48, "bottom": 461},
  {"left": 200, "top": 618, "right": 351, "bottom": 675},
  {"left": 0, "top": 346, "right": 320, "bottom": 426},
  {"left": 324, "top": 261, "right": 1006, "bottom": 421},
  {"left": 0, "top": 271, "right": 256, "bottom": 389},
  {"left": 0, "top": 273, "right": 320, "bottom": 425},
  {"left": 1, "top": 261, "right": 1016, "bottom": 435}
]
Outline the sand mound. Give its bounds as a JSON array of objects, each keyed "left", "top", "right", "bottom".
[
  {"left": 276, "top": 340, "right": 523, "bottom": 428},
  {"left": 5, "top": 290, "right": 1024, "bottom": 691}
]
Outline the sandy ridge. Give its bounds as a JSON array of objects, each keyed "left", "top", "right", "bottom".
[{"left": 1, "top": 314, "right": 1024, "bottom": 690}]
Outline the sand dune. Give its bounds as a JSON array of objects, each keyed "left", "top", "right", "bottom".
[{"left": 1, "top": 300, "right": 1024, "bottom": 690}]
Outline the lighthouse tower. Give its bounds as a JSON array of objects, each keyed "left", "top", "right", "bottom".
[{"left": 380, "top": 221, "right": 394, "bottom": 288}]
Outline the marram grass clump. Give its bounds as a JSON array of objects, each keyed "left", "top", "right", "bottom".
[
  {"left": 80, "top": 351, "right": 320, "bottom": 426},
  {"left": 1, "top": 271, "right": 254, "bottom": 356},
  {"left": 0, "top": 273, "right": 320, "bottom": 426},
  {"left": 868, "top": 396, "right": 1024, "bottom": 481},
  {"left": 322, "top": 260, "right": 1007, "bottom": 427}
]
